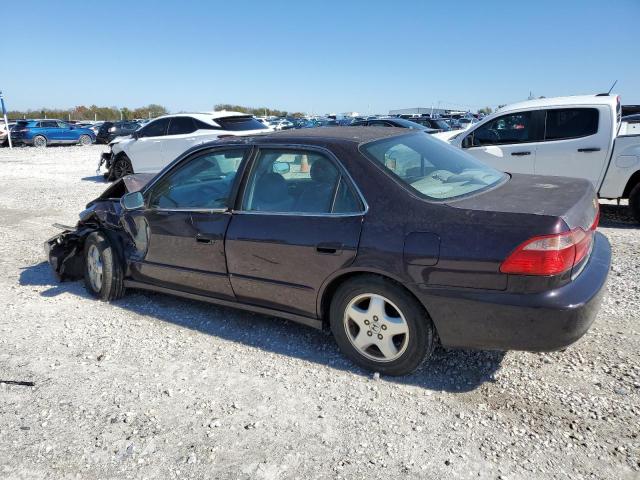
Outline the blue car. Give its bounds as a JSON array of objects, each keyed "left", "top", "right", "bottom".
[{"left": 10, "top": 119, "right": 95, "bottom": 147}]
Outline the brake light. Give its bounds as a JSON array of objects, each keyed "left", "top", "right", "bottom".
[{"left": 500, "top": 208, "right": 599, "bottom": 276}]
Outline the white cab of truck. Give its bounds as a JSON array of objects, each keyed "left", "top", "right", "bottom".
[{"left": 435, "top": 95, "right": 640, "bottom": 222}]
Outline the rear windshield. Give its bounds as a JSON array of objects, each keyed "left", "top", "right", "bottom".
[
  {"left": 216, "top": 116, "right": 268, "bottom": 131},
  {"left": 361, "top": 133, "right": 506, "bottom": 200}
]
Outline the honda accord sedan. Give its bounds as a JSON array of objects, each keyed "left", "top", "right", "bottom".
[{"left": 46, "top": 127, "right": 611, "bottom": 375}]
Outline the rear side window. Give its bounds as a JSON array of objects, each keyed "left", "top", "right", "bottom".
[
  {"left": 544, "top": 108, "right": 598, "bottom": 141},
  {"left": 41, "top": 121, "right": 59, "bottom": 128},
  {"left": 139, "top": 118, "right": 169, "bottom": 137},
  {"left": 216, "top": 116, "right": 268, "bottom": 131},
  {"left": 194, "top": 119, "right": 218, "bottom": 130},
  {"left": 167, "top": 117, "right": 197, "bottom": 135}
]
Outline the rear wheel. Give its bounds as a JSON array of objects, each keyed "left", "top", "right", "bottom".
[
  {"left": 33, "top": 135, "right": 47, "bottom": 148},
  {"left": 79, "top": 134, "right": 92, "bottom": 146},
  {"left": 629, "top": 183, "right": 640, "bottom": 224},
  {"left": 110, "top": 155, "right": 133, "bottom": 180},
  {"left": 330, "top": 275, "right": 434, "bottom": 376},
  {"left": 83, "top": 232, "right": 125, "bottom": 301}
]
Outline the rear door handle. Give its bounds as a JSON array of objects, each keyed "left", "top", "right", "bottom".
[
  {"left": 578, "top": 147, "right": 601, "bottom": 152},
  {"left": 195, "top": 233, "right": 216, "bottom": 244},
  {"left": 316, "top": 242, "right": 342, "bottom": 254},
  {"left": 511, "top": 151, "right": 531, "bottom": 156}
]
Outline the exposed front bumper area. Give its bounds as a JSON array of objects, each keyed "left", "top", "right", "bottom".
[{"left": 421, "top": 232, "right": 611, "bottom": 352}]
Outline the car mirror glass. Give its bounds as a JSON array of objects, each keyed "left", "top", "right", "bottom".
[
  {"left": 462, "top": 135, "right": 473, "bottom": 148},
  {"left": 121, "top": 191, "right": 144, "bottom": 210}
]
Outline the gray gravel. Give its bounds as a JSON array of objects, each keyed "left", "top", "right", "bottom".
[{"left": 0, "top": 145, "right": 638, "bottom": 479}]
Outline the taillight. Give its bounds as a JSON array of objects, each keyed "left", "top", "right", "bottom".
[{"left": 500, "top": 207, "right": 599, "bottom": 276}]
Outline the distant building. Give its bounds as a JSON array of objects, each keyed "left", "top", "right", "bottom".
[{"left": 388, "top": 107, "right": 451, "bottom": 117}]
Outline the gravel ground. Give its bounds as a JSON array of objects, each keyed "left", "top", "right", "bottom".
[{"left": 0, "top": 145, "right": 638, "bottom": 480}]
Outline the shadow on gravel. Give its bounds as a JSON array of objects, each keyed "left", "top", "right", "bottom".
[
  {"left": 599, "top": 203, "right": 638, "bottom": 229},
  {"left": 81, "top": 175, "right": 107, "bottom": 183},
  {"left": 20, "top": 261, "right": 504, "bottom": 393}
]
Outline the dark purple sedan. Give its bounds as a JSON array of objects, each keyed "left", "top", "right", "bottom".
[{"left": 46, "top": 127, "right": 610, "bottom": 375}]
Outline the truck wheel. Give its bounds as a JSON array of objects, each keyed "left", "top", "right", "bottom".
[
  {"left": 83, "top": 232, "right": 125, "bottom": 301},
  {"left": 330, "top": 275, "right": 435, "bottom": 376},
  {"left": 33, "top": 135, "right": 47, "bottom": 148},
  {"left": 629, "top": 183, "right": 640, "bottom": 224}
]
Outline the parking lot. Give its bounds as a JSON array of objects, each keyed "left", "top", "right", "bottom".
[{"left": 0, "top": 145, "right": 638, "bottom": 479}]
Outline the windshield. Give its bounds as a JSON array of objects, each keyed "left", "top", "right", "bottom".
[{"left": 361, "top": 133, "right": 506, "bottom": 200}]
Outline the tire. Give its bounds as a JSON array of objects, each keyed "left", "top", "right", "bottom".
[
  {"left": 629, "top": 183, "right": 640, "bottom": 224},
  {"left": 79, "top": 134, "right": 92, "bottom": 146},
  {"left": 83, "top": 232, "right": 125, "bottom": 301},
  {"left": 33, "top": 135, "right": 47, "bottom": 148},
  {"left": 330, "top": 275, "right": 435, "bottom": 376},
  {"left": 110, "top": 155, "right": 133, "bottom": 180}
]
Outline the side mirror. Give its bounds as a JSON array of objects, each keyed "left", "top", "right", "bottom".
[
  {"left": 132, "top": 131, "right": 139, "bottom": 140},
  {"left": 461, "top": 135, "right": 474, "bottom": 148},
  {"left": 273, "top": 161, "right": 290, "bottom": 174},
  {"left": 121, "top": 191, "right": 144, "bottom": 210}
]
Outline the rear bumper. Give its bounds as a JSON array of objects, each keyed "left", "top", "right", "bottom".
[{"left": 420, "top": 232, "right": 611, "bottom": 351}]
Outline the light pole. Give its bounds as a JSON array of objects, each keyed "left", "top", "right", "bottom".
[{"left": 0, "top": 91, "right": 12, "bottom": 149}]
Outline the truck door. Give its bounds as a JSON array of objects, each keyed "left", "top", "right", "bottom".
[
  {"left": 459, "top": 111, "right": 543, "bottom": 174},
  {"left": 533, "top": 107, "right": 611, "bottom": 187}
]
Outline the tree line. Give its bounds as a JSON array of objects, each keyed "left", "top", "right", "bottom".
[
  {"left": 7, "top": 103, "right": 306, "bottom": 121},
  {"left": 7, "top": 104, "right": 170, "bottom": 121}
]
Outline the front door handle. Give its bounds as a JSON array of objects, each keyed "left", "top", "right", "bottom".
[
  {"left": 511, "top": 151, "right": 531, "bottom": 156},
  {"left": 316, "top": 242, "right": 342, "bottom": 254},
  {"left": 195, "top": 233, "right": 216, "bottom": 244},
  {"left": 578, "top": 147, "right": 601, "bottom": 152}
]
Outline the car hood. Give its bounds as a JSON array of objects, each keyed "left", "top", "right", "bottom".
[{"left": 447, "top": 173, "right": 599, "bottom": 231}]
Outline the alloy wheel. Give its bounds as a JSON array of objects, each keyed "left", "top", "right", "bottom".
[
  {"left": 343, "top": 293, "right": 410, "bottom": 362},
  {"left": 86, "top": 244, "right": 103, "bottom": 292}
]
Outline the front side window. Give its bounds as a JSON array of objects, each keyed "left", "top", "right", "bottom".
[
  {"left": 242, "top": 149, "right": 362, "bottom": 214},
  {"left": 362, "top": 132, "right": 506, "bottom": 200},
  {"left": 139, "top": 118, "right": 170, "bottom": 138},
  {"left": 167, "top": 117, "right": 197, "bottom": 135},
  {"left": 147, "top": 149, "right": 246, "bottom": 209},
  {"left": 469, "top": 112, "right": 533, "bottom": 146},
  {"left": 57, "top": 121, "right": 69, "bottom": 129},
  {"left": 544, "top": 108, "right": 598, "bottom": 140}
]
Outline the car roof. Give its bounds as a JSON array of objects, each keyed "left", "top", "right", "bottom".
[
  {"left": 214, "top": 126, "right": 411, "bottom": 147},
  {"left": 152, "top": 111, "right": 253, "bottom": 123},
  {"left": 498, "top": 94, "right": 619, "bottom": 113}
]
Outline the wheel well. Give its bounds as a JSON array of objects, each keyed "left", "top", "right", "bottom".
[
  {"left": 622, "top": 170, "right": 640, "bottom": 198},
  {"left": 319, "top": 271, "right": 431, "bottom": 330}
]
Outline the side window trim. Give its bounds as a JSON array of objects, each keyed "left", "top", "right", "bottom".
[{"left": 234, "top": 145, "right": 367, "bottom": 217}]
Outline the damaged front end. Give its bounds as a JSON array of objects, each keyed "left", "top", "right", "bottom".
[{"left": 45, "top": 174, "right": 155, "bottom": 281}]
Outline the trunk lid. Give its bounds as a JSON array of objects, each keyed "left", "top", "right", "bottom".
[{"left": 448, "top": 173, "right": 599, "bottom": 231}]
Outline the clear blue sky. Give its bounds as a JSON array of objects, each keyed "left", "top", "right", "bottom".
[{"left": 2, "top": 0, "right": 639, "bottom": 114}]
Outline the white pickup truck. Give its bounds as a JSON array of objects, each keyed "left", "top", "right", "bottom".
[{"left": 435, "top": 94, "right": 640, "bottom": 222}]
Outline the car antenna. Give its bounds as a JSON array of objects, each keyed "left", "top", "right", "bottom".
[{"left": 597, "top": 80, "right": 617, "bottom": 96}]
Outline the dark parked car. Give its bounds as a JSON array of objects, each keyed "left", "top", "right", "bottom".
[
  {"left": 46, "top": 127, "right": 610, "bottom": 375},
  {"left": 351, "top": 118, "right": 438, "bottom": 134},
  {"left": 410, "top": 117, "right": 452, "bottom": 132},
  {"left": 96, "top": 121, "right": 141, "bottom": 144},
  {"left": 10, "top": 119, "right": 95, "bottom": 147}
]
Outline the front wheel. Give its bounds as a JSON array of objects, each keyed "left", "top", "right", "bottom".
[
  {"left": 33, "top": 135, "right": 47, "bottom": 148},
  {"left": 330, "top": 275, "right": 435, "bottom": 376},
  {"left": 83, "top": 232, "right": 125, "bottom": 301},
  {"left": 629, "top": 183, "right": 640, "bottom": 224},
  {"left": 109, "top": 155, "right": 133, "bottom": 181},
  {"left": 79, "top": 134, "right": 92, "bottom": 146}
]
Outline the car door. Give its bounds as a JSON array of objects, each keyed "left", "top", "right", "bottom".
[
  {"left": 460, "top": 111, "right": 543, "bottom": 173},
  {"left": 164, "top": 117, "right": 200, "bottom": 164},
  {"left": 225, "top": 147, "right": 365, "bottom": 318},
  {"left": 125, "top": 146, "right": 249, "bottom": 299},
  {"left": 40, "top": 120, "right": 62, "bottom": 143},
  {"left": 126, "top": 117, "right": 170, "bottom": 172},
  {"left": 533, "top": 107, "right": 610, "bottom": 187},
  {"left": 57, "top": 121, "right": 76, "bottom": 142}
]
